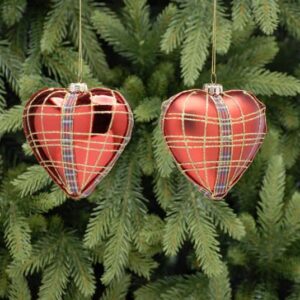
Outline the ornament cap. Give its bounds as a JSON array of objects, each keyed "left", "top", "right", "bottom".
[
  {"left": 68, "top": 82, "right": 88, "bottom": 93},
  {"left": 203, "top": 83, "right": 223, "bottom": 95}
]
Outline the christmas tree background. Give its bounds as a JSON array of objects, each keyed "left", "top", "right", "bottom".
[{"left": 0, "top": 0, "right": 300, "bottom": 299}]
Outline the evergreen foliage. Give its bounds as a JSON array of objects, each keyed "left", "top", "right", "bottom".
[{"left": 0, "top": 0, "right": 299, "bottom": 299}]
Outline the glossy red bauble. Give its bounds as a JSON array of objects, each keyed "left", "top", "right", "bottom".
[
  {"left": 23, "top": 85, "right": 133, "bottom": 199},
  {"left": 161, "top": 85, "right": 267, "bottom": 199}
]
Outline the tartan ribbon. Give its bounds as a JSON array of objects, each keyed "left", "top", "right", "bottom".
[
  {"left": 211, "top": 94, "right": 232, "bottom": 198},
  {"left": 61, "top": 92, "right": 79, "bottom": 195}
]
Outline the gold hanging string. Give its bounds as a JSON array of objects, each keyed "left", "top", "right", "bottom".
[
  {"left": 211, "top": 0, "right": 217, "bottom": 84},
  {"left": 77, "top": 0, "right": 83, "bottom": 82}
]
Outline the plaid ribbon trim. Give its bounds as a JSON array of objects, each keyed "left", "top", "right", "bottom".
[
  {"left": 211, "top": 94, "right": 232, "bottom": 197},
  {"left": 61, "top": 92, "right": 79, "bottom": 195}
]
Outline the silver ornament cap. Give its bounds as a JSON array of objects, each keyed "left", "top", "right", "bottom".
[
  {"left": 203, "top": 83, "right": 223, "bottom": 95},
  {"left": 68, "top": 82, "right": 88, "bottom": 93}
]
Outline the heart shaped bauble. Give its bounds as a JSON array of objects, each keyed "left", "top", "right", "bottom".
[
  {"left": 23, "top": 83, "right": 133, "bottom": 199},
  {"left": 161, "top": 84, "right": 267, "bottom": 200}
]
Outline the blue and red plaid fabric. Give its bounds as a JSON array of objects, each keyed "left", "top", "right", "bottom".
[
  {"left": 61, "top": 92, "right": 79, "bottom": 195},
  {"left": 211, "top": 94, "right": 232, "bottom": 197}
]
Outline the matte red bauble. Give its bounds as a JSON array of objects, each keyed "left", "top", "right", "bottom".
[
  {"left": 161, "top": 84, "right": 267, "bottom": 199},
  {"left": 23, "top": 83, "right": 133, "bottom": 199}
]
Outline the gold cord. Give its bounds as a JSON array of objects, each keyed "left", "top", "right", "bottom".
[
  {"left": 211, "top": 0, "right": 217, "bottom": 83},
  {"left": 78, "top": 0, "right": 83, "bottom": 82}
]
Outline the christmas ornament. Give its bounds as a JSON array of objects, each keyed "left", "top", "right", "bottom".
[
  {"left": 161, "top": 84, "right": 266, "bottom": 199},
  {"left": 160, "top": 0, "right": 267, "bottom": 199},
  {"left": 22, "top": 0, "right": 133, "bottom": 199},
  {"left": 23, "top": 83, "right": 133, "bottom": 199}
]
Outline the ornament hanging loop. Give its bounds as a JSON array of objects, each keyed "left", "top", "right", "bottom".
[
  {"left": 210, "top": 0, "right": 217, "bottom": 84},
  {"left": 211, "top": 72, "right": 217, "bottom": 84},
  {"left": 77, "top": 0, "right": 83, "bottom": 83}
]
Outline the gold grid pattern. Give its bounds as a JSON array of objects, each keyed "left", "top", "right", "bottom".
[
  {"left": 23, "top": 87, "right": 134, "bottom": 199},
  {"left": 161, "top": 89, "right": 267, "bottom": 200}
]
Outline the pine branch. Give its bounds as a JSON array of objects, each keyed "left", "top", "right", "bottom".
[
  {"left": 161, "top": 274, "right": 208, "bottom": 300},
  {"left": 84, "top": 201, "right": 116, "bottom": 249},
  {"left": 252, "top": 0, "right": 279, "bottom": 34},
  {"left": 0, "top": 250, "right": 10, "bottom": 298},
  {"left": 215, "top": 4, "right": 232, "bottom": 54},
  {"left": 101, "top": 211, "right": 132, "bottom": 285},
  {"left": 227, "top": 245, "right": 248, "bottom": 266},
  {"left": 11, "top": 232, "right": 65, "bottom": 277},
  {"left": 276, "top": 255, "right": 300, "bottom": 282},
  {"left": 124, "top": 0, "right": 164, "bottom": 66},
  {"left": 200, "top": 197, "right": 246, "bottom": 240},
  {"left": 19, "top": 74, "right": 46, "bottom": 103},
  {"left": 22, "top": 143, "right": 33, "bottom": 156},
  {"left": 4, "top": 204, "right": 32, "bottom": 262},
  {"left": 12, "top": 227, "right": 96, "bottom": 300},
  {"left": 180, "top": 21, "right": 209, "bottom": 86},
  {"left": 260, "top": 128, "right": 281, "bottom": 161},
  {"left": 279, "top": 0, "right": 300, "bottom": 39},
  {"left": 244, "top": 69, "right": 300, "bottom": 95},
  {"left": 38, "top": 255, "right": 70, "bottom": 300},
  {"left": 208, "top": 264, "right": 232, "bottom": 300},
  {"left": 22, "top": 16, "right": 44, "bottom": 76},
  {"left": 101, "top": 151, "right": 146, "bottom": 285},
  {"left": 7, "top": 10, "right": 29, "bottom": 54},
  {"left": 281, "top": 131, "right": 300, "bottom": 168},
  {"left": 231, "top": 155, "right": 265, "bottom": 211},
  {"left": 64, "top": 283, "right": 91, "bottom": 300},
  {"left": 67, "top": 235, "right": 96, "bottom": 297},
  {"left": 187, "top": 197, "right": 223, "bottom": 277},
  {"left": 219, "top": 66, "right": 300, "bottom": 96},
  {"left": 160, "top": 3, "right": 190, "bottom": 53},
  {"left": 135, "top": 214, "right": 164, "bottom": 255},
  {"left": 84, "top": 153, "right": 137, "bottom": 248},
  {"left": 13, "top": 165, "right": 52, "bottom": 197},
  {"left": 91, "top": 7, "right": 133, "bottom": 62},
  {"left": 1, "top": 0, "right": 26, "bottom": 27},
  {"left": 29, "top": 187, "right": 66, "bottom": 213},
  {"left": 100, "top": 274, "right": 131, "bottom": 300},
  {"left": 278, "top": 102, "right": 300, "bottom": 130},
  {"left": 239, "top": 213, "right": 260, "bottom": 254},
  {"left": 135, "top": 273, "right": 208, "bottom": 300},
  {"left": 150, "top": 4, "right": 177, "bottom": 54},
  {"left": 123, "top": 0, "right": 151, "bottom": 44},
  {"left": 137, "top": 132, "right": 155, "bottom": 176},
  {"left": 128, "top": 250, "right": 158, "bottom": 279},
  {"left": 163, "top": 199, "right": 187, "bottom": 256},
  {"left": 153, "top": 173, "right": 176, "bottom": 210},
  {"left": 8, "top": 275, "right": 31, "bottom": 300},
  {"left": 121, "top": 75, "right": 145, "bottom": 109},
  {"left": 232, "top": 0, "right": 252, "bottom": 30},
  {"left": 147, "top": 62, "right": 175, "bottom": 97},
  {"left": 0, "top": 105, "right": 23, "bottom": 136},
  {"left": 152, "top": 124, "right": 174, "bottom": 177},
  {"left": 42, "top": 46, "right": 98, "bottom": 86},
  {"left": 27, "top": 214, "right": 47, "bottom": 235},
  {"left": 40, "top": 0, "right": 74, "bottom": 53},
  {"left": 280, "top": 193, "right": 300, "bottom": 250},
  {"left": 0, "top": 40, "right": 22, "bottom": 93},
  {"left": 257, "top": 155, "right": 285, "bottom": 235},
  {"left": 228, "top": 36, "right": 279, "bottom": 68},
  {"left": 134, "top": 97, "right": 161, "bottom": 122},
  {"left": 134, "top": 276, "right": 179, "bottom": 300}
]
